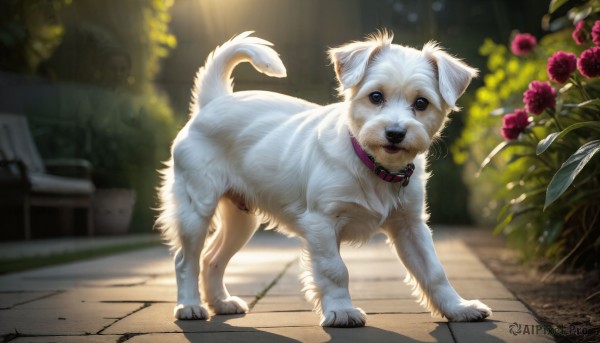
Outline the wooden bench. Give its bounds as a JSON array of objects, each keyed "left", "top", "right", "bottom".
[{"left": 0, "top": 114, "right": 95, "bottom": 239}]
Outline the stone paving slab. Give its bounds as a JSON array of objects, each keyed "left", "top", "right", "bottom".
[
  {"left": 0, "top": 301, "right": 141, "bottom": 336},
  {"left": 0, "top": 291, "right": 58, "bottom": 310},
  {"left": 104, "top": 306, "right": 454, "bottom": 339},
  {"left": 449, "top": 311, "right": 556, "bottom": 343},
  {"left": 126, "top": 315, "right": 454, "bottom": 343},
  {"left": 11, "top": 336, "right": 123, "bottom": 343},
  {"left": 103, "top": 304, "right": 319, "bottom": 334},
  {"left": 45, "top": 285, "right": 176, "bottom": 303},
  {"left": 0, "top": 229, "right": 555, "bottom": 342},
  {"left": 251, "top": 296, "right": 531, "bottom": 315},
  {"left": 0, "top": 248, "right": 173, "bottom": 292},
  {"left": 448, "top": 279, "right": 514, "bottom": 300}
]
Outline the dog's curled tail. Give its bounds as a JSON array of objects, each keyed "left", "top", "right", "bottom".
[{"left": 190, "top": 31, "right": 287, "bottom": 115}]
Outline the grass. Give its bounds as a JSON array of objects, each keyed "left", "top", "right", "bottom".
[{"left": 0, "top": 240, "right": 161, "bottom": 275}]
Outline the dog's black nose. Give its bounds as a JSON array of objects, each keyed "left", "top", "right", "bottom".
[{"left": 385, "top": 126, "right": 406, "bottom": 144}]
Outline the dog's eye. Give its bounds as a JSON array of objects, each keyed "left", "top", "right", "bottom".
[
  {"left": 414, "top": 97, "right": 429, "bottom": 111},
  {"left": 368, "top": 91, "right": 385, "bottom": 105}
]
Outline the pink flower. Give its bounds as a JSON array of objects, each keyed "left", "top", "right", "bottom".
[
  {"left": 578, "top": 47, "right": 600, "bottom": 78},
  {"left": 501, "top": 109, "right": 530, "bottom": 140},
  {"left": 547, "top": 51, "right": 577, "bottom": 83},
  {"left": 523, "top": 81, "right": 556, "bottom": 115},
  {"left": 572, "top": 21, "right": 588, "bottom": 45},
  {"left": 511, "top": 33, "right": 537, "bottom": 56},
  {"left": 593, "top": 21, "right": 600, "bottom": 46}
]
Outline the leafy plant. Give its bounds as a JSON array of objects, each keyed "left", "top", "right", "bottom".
[{"left": 455, "top": 0, "right": 600, "bottom": 271}]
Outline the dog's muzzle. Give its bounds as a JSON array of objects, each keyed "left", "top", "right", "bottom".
[{"left": 350, "top": 133, "right": 415, "bottom": 186}]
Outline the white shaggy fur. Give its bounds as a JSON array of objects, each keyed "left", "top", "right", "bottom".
[{"left": 156, "top": 31, "right": 491, "bottom": 327}]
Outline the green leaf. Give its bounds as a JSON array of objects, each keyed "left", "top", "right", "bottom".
[
  {"left": 545, "top": 140, "right": 600, "bottom": 209},
  {"left": 548, "top": 16, "right": 573, "bottom": 32},
  {"left": 571, "top": 5, "right": 593, "bottom": 24},
  {"left": 494, "top": 213, "right": 512, "bottom": 235},
  {"left": 477, "top": 141, "right": 508, "bottom": 176},
  {"left": 497, "top": 202, "right": 512, "bottom": 222},
  {"left": 576, "top": 99, "right": 600, "bottom": 109},
  {"left": 541, "top": 221, "right": 563, "bottom": 245},
  {"left": 478, "top": 140, "right": 529, "bottom": 176},
  {"left": 507, "top": 153, "right": 540, "bottom": 166},
  {"left": 490, "top": 108, "right": 508, "bottom": 116},
  {"left": 559, "top": 82, "right": 575, "bottom": 94},
  {"left": 549, "top": 0, "right": 568, "bottom": 13},
  {"left": 536, "top": 121, "right": 600, "bottom": 155}
]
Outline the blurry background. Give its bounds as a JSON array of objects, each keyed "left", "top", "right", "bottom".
[{"left": 0, "top": 0, "right": 547, "bottom": 239}]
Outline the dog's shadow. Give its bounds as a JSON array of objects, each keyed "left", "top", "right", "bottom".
[
  {"left": 175, "top": 314, "right": 502, "bottom": 342},
  {"left": 323, "top": 319, "right": 502, "bottom": 343},
  {"left": 323, "top": 322, "right": 445, "bottom": 343},
  {"left": 175, "top": 314, "right": 301, "bottom": 342}
]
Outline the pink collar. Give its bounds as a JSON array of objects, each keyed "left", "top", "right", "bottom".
[{"left": 350, "top": 133, "right": 415, "bottom": 186}]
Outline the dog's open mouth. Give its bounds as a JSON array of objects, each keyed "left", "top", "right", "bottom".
[{"left": 383, "top": 145, "right": 404, "bottom": 154}]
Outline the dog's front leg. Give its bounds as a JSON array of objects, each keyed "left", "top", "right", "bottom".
[
  {"left": 299, "top": 212, "right": 366, "bottom": 327},
  {"left": 384, "top": 221, "right": 491, "bottom": 321}
]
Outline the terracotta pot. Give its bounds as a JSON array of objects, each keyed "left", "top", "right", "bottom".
[{"left": 93, "top": 188, "right": 136, "bottom": 235}]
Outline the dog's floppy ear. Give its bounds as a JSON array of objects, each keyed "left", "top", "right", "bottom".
[
  {"left": 424, "top": 42, "right": 478, "bottom": 110},
  {"left": 329, "top": 31, "right": 393, "bottom": 95}
]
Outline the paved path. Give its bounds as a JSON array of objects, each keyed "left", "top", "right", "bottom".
[
  {"left": 0, "top": 229, "right": 554, "bottom": 342},
  {"left": 0, "top": 234, "right": 160, "bottom": 260}
]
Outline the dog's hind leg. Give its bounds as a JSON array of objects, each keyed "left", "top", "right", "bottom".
[
  {"left": 173, "top": 228, "right": 208, "bottom": 320},
  {"left": 168, "top": 170, "right": 223, "bottom": 320},
  {"left": 201, "top": 195, "right": 259, "bottom": 314}
]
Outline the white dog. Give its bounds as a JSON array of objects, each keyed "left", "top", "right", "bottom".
[{"left": 157, "top": 31, "right": 491, "bottom": 327}]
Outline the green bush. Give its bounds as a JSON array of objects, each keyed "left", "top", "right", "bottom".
[
  {"left": 0, "top": 0, "right": 179, "bottom": 233},
  {"left": 454, "top": 0, "right": 600, "bottom": 270}
]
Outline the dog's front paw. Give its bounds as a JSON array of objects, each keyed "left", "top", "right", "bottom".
[
  {"left": 174, "top": 304, "right": 209, "bottom": 320},
  {"left": 320, "top": 307, "right": 367, "bottom": 327},
  {"left": 444, "top": 299, "right": 491, "bottom": 322},
  {"left": 209, "top": 296, "right": 249, "bottom": 315}
]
